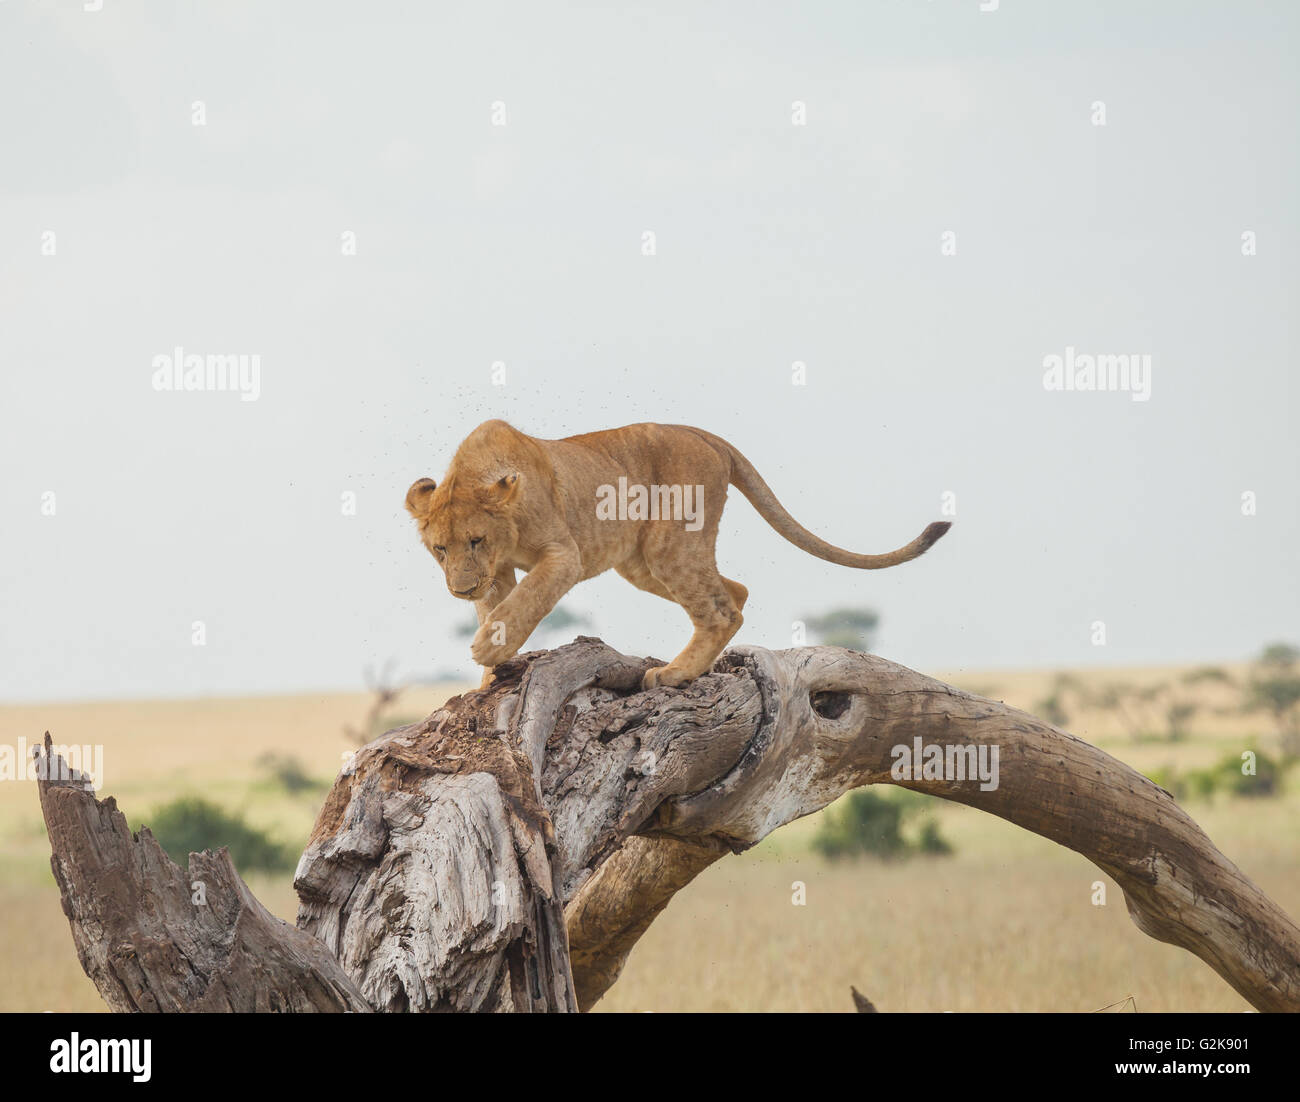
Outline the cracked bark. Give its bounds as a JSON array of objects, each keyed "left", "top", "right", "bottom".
[{"left": 36, "top": 638, "right": 1300, "bottom": 1012}]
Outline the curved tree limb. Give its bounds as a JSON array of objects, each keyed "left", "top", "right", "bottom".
[{"left": 37, "top": 640, "right": 1300, "bottom": 1012}]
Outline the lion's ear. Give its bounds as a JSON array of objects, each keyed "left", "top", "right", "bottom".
[
  {"left": 482, "top": 472, "right": 521, "bottom": 507},
  {"left": 405, "top": 478, "right": 437, "bottom": 517}
]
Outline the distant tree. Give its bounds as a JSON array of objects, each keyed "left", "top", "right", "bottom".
[
  {"left": 1090, "top": 681, "right": 1164, "bottom": 741},
  {"left": 1244, "top": 643, "right": 1300, "bottom": 757},
  {"left": 1260, "top": 643, "right": 1300, "bottom": 665},
  {"left": 1086, "top": 672, "right": 1226, "bottom": 743},
  {"left": 1182, "top": 666, "right": 1242, "bottom": 721},
  {"left": 1035, "top": 672, "right": 1084, "bottom": 729},
  {"left": 1163, "top": 698, "right": 1198, "bottom": 743},
  {"left": 1097, "top": 657, "right": 1294, "bottom": 746},
  {"left": 1156, "top": 669, "right": 1228, "bottom": 743},
  {"left": 801, "top": 607, "right": 880, "bottom": 652},
  {"left": 343, "top": 658, "right": 407, "bottom": 747}
]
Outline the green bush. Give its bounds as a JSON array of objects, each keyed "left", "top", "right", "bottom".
[
  {"left": 1146, "top": 748, "right": 1282, "bottom": 801},
  {"left": 256, "top": 753, "right": 325, "bottom": 796},
  {"left": 139, "top": 797, "right": 297, "bottom": 873},
  {"left": 916, "top": 817, "right": 954, "bottom": 855},
  {"left": 1179, "top": 768, "right": 1220, "bottom": 800},
  {"left": 812, "top": 788, "right": 952, "bottom": 860},
  {"left": 1213, "top": 748, "right": 1280, "bottom": 797}
]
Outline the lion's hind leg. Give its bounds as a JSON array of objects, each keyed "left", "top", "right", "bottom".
[{"left": 639, "top": 563, "right": 744, "bottom": 690}]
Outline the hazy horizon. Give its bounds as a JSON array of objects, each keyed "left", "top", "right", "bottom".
[{"left": 3, "top": 1, "right": 1296, "bottom": 703}]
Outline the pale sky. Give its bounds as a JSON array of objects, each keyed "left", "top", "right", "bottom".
[{"left": 2, "top": 1, "right": 1296, "bottom": 702}]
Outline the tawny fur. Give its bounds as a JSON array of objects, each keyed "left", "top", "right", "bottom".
[{"left": 405, "top": 420, "right": 950, "bottom": 690}]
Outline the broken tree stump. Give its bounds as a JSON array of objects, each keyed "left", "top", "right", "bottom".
[
  {"left": 36, "top": 733, "right": 369, "bottom": 1012},
  {"left": 36, "top": 638, "right": 1300, "bottom": 1012}
]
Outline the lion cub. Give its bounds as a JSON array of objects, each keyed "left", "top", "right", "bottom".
[{"left": 406, "top": 420, "right": 949, "bottom": 690}]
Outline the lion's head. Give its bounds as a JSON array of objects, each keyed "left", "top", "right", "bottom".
[{"left": 405, "top": 473, "right": 520, "bottom": 601}]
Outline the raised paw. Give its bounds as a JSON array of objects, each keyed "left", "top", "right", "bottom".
[{"left": 641, "top": 664, "right": 695, "bottom": 690}]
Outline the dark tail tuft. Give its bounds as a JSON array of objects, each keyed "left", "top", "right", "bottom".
[{"left": 920, "top": 521, "right": 952, "bottom": 549}]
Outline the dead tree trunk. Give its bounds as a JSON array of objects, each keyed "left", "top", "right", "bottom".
[
  {"left": 37, "top": 639, "right": 1300, "bottom": 1012},
  {"left": 36, "top": 738, "right": 369, "bottom": 1012}
]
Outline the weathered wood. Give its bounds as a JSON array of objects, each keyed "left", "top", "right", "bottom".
[
  {"left": 37, "top": 640, "right": 1300, "bottom": 1013},
  {"left": 35, "top": 733, "right": 369, "bottom": 1012},
  {"left": 298, "top": 640, "right": 1300, "bottom": 1012},
  {"left": 294, "top": 664, "right": 577, "bottom": 1011}
]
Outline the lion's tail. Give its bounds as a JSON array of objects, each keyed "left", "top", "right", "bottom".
[{"left": 684, "top": 427, "right": 951, "bottom": 569}]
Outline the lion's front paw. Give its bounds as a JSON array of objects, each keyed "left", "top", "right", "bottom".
[
  {"left": 641, "top": 664, "right": 695, "bottom": 690},
  {"left": 470, "top": 622, "right": 520, "bottom": 669}
]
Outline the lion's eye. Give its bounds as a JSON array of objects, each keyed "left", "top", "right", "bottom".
[
  {"left": 469, "top": 537, "right": 484, "bottom": 550},
  {"left": 433, "top": 546, "right": 446, "bottom": 556}
]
